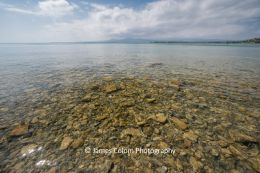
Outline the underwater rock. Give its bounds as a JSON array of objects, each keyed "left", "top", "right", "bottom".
[
  {"left": 31, "top": 117, "right": 39, "bottom": 124},
  {"left": 120, "top": 128, "right": 145, "bottom": 138},
  {"left": 46, "top": 167, "right": 56, "bottom": 173},
  {"left": 189, "top": 156, "right": 203, "bottom": 172},
  {"left": 71, "top": 138, "right": 84, "bottom": 149},
  {"left": 156, "top": 166, "right": 168, "bottom": 173},
  {"left": 10, "top": 123, "right": 29, "bottom": 137},
  {"left": 82, "top": 94, "right": 92, "bottom": 102},
  {"left": 21, "top": 144, "right": 38, "bottom": 157},
  {"left": 0, "top": 124, "right": 8, "bottom": 130},
  {"left": 229, "top": 169, "right": 241, "bottom": 173},
  {"left": 171, "top": 117, "right": 188, "bottom": 130},
  {"left": 248, "top": 157, "right": 260, "bottom": 172},
  {"left": 171, "top": 79, "right": 181, "bottom": 86},
  {"left": 95, "top": 114, "right": 109, "bottom": 121},
  {"left": 98, "top": 160, "right": 114, "bottom": 172},
  {"left": 147, "top": 63, "right": 164, "bottom": 68},
  {"left": 183, "top": 139, "right": 192, "bottom": 148},
  {"left": 228, "top": 145, "right": 247, "bottom": 160},
  {"left": 60, "top": 136, "right": 73, "bottom": 150},
  {"left": 104, "top": 83, "right": 119, "bottom": 93},
  {"left": 183, "top": 130, "right": 198, "bottom": 142},
  {"left": 146, "top": 98, "right": 156, "bottom": 103},
  {"left": 228, "top": 130, "right": 257, "bottom": 143},
  {"left": 158, "top": 141, "right": 169, "bottom": 149},
  {"left": 150, "top": 113, "right": 167, "bottom": 123}
]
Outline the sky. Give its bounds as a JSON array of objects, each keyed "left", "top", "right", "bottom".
[{"left": 0, "top": 0, "right": 260, "bottom": 42}]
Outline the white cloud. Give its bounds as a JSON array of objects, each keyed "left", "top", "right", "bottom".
[
  {"left": 5, "top": 0, "right": 76, "bottom": 17},
  {"left": 2, "top": 0, "right": 260, "bottom": 42},
  {"left": 43, "top": 0, "right": 260, "bottom": 41}
]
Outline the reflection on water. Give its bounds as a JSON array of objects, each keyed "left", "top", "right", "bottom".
[{"left": 0, "top": 43, "right": 259, "bottom": 172}]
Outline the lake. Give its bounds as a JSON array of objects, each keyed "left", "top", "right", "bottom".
[{"left": 0, "top": 43, "right": 259, "bottom": 172}]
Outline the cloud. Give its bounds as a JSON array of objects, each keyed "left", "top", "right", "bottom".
[
  {"left": 2, "top": 0, "right": 260, "bottom": 42},
  {"left": 43, "top": 0, "right": 260, "bottom": 41},
  {"left": 5, "top": 0, "right": 76, "bottom": 17}
]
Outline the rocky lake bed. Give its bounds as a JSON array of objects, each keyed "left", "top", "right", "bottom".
[{"left": 0, "top": 61, "right": 259, "bottom": 173}]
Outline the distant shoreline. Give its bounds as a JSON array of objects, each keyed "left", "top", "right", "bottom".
[{"left": 0, "top": 38, "right": 259, "bottom": 45}]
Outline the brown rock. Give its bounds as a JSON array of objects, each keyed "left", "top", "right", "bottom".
[
  {"left": 221, "top": 148, "right": 232, "bottom": 157},
  {"left": 104, "top": 83, "right": 119, "bottom": 93},
  {"left": 82, "top": 95, "right": 92, "bottom": 102},
  {"left": 150, "top": 113, "right": 167, "bottom": 123},
  {"left": 10, "top": 123, "right": 29, "bottom": 137},
  {"left": 120, "top": 128, "right": 145, "bottom": 138},
  {"left": 46, "top": 167, "right": 56, "bottom": 173},
  {"left": 95, "top": 114, "right": 108, "bottom": 121},
  {"left": 183, "top": 139, "right": 192, "bottom": 148},
  {"left": 189, "top": 156, "right": 202, "bottom": 172},
  {"left": 98, "top": 160, "right": 114, "bottom": 172},
  {"left": 158, "top": 141, "right": 169, "bottom": 149},
  {"left": 171, "top": 79, "right": 181, "bottom": 86},
  {"left": 0, "top": 125, "right": 8, "bottom": 130},
  {"left": 71, "top": 138, "right": 84, "bottom": 149},
  {"left": 60, "top": 136, "right": 73, "bottom": 150},
  {"left": 21, "top": 144, "right": 38, "bottom": 156},
  {"left": 171, "top": 117, "right": 188, "bottom": 130},
  {"left": 13, "top": 162, "right": 24, "bottom": 172},
  {"left": 146, "top": 98, "right": 156, "bottom": 103},
  {"left": 31, "top": 117, "right": 39, "bottom": 124},
  {"left": 229, "top": 169, "right": 241, "bottom": 173},
  {"left": 248, "top": 156, "right": 260, "bottom": 172},
  {"left": 228, "top": 130, "right": 257, "bottom": 143},
  {"left": 183, "top": 130, "right": 198, "bottom": 142},
  {"left": 228, "top": 145, "right": 247, "bottom": 159},
  {"left": 175, "top": 159, "right": 183, "bottom": 171}
]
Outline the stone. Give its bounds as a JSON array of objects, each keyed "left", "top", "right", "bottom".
[
  {"left": 21, "top": 144, "right": 38, "bottom": 157},
  {"left": 13, "top": 162, "right": 24, "bottom": 172},
  {"left": 148, "top": 63, "right": 164, "bottom": 68},
  {"left": 0, "top": 107, "right": 9, "bottom": 112},
  {"left": 60, "top": 136, "right": 73, "bottom": 150},
  {"left": 104, "top": 83, "right": 119, "bottom": 93},
  {"left": 10, "top": 123, "right": 29, "bottom": 137},
  {"left": 0, "top": 125, "right": 8, "bottom": 130},
  {"left": 175, "top": 159, "right": 183, "bottom": 171},
  {"left": 248, "top": 157, "right": 260, "bottom": 172},
  {"left": 34, "top": 109, "right": 47, "bottom": 117},
  {"left": 71, "top": 138, "right": 84, "bottom": 149},
  {"left": 98, "top": 160, "right": 114, "bottom": 172},
  {"left": 229, "top": 169, "right": 241, "bottom": 173},
  {"left": 156, "top": 166, "right": 168, "bottom": 173},
  {"left": 120, "top": 128, "right": 145, "bottom": 138},
  {"left": 158, "top": 141, "right": 169, "bottom": 149},
  {"left": 221, "top": 148, "right": 232, "bottom": 157},
  {"left": 211, "top": 148, "right": 219, "bottom": 156},
  {"left": 171, "top": 80, "right": 181, "bottom": 86},
  {"left": 82, "top": 95, "right": 92, "bottom": 102},
  {"left": 183, "top": 130, "right": 198, "bottom": 142},
  {"left": 228, "top": 130, "right": 257, "bottom": 143},
  {"left": 189, "top": 156, "right": 202, "bottom": 172},
  {"left": 183, "top": 139, "right": 192, "bottom": 148},
  {"left": 31, "top": 117, "right": 39, "bottom": 124},
  {"left": 46, "top": 167, "right": 56, "bottom": 173},
  {"left": 95, "top": 114, "right": 108, "bottom": 121},
  {"left": 171, "top": 117, "right": 188, "bottom": 130},
  {"left": 150, "top": 113, "right": 167, "bottom": 123},
  {"left": 146, "top": 98, "right": 156, "bottom": 103},
  {"left": 228, "top": 145, "right": 247, "bottom": 159}
]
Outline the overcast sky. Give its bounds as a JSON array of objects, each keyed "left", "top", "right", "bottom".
[{"left": 0, "top": 0, "right": 260, "bottom": 42}]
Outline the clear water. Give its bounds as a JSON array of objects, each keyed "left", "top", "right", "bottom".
[
  {"left": 0, "top": 43, "right": 260, "bottom": 172},
  {"left": 1, "top": 43, "right": 259, "bottom": 104}
]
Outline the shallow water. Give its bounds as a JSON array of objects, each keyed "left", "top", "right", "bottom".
[{"left": 0, "top": 43, "right": 259, "bottom": 172}]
